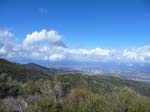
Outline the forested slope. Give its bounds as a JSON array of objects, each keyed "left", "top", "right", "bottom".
[{"left": 0, "top": 58, "right": 150, "bottom": 112}]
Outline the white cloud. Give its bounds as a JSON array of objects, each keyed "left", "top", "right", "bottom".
[
  {"left": 0, "top": 29, "right": 14, "bottom": 38},
  {"left": 0, "top": 29, "right": 15, "bottom": 57},
  {"left": 23, "top": 29, "right": 66, "bottom": 48},
  {"left": 0, "top": 47, "right": 7, "bottom": 55},
  {"left": 49, "top": 53, "right": 65, "bottom": 61},
  {"left": 1, "top": 28, "right": 150, "bottom": 63}
]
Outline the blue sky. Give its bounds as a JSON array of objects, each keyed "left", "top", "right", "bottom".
[
  {"left": 0, "top": 0, "right": 150, "bottom": 49},
  {"left": 0, "top": 0, "right": 150, "bottom": 64}
]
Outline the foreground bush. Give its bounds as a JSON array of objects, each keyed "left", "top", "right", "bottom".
[{"left": 0, "top": 74, "right": 150, "bottom": 112}]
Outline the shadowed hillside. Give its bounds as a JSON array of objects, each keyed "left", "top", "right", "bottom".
[{"left": 0, "top": 59, "right": 48, "bottom": 81}]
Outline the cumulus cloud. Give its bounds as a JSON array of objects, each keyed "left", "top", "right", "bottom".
[
  {"left": 0, "top": 29, "right": 14, "bottom": 38},
  {"left": 0, "top": 47, "right": 7, "bottom": 55},
  {"left": 23, "top": 29, "right": 66, "bottom": 48},
  {"left": 0, "top": 29, "right": 15, "bottom": 57},
  {"left": 0, "top": 28, "right": 150, "bottom": 63},
  {"left": 49, "top": 53, "right": 65, "bottom": 61}
]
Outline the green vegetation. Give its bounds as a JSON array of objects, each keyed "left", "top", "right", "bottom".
[
  {"left": 0, "top": 59, "right": 150, "bottom": 112},
  {"left": 0, "top": 73, "right": 150, "bottom": 112},
  {"left": 0, "top": 59, "right": 48, "bottom": 81}
]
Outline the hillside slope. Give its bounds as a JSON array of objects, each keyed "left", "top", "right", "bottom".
[
  {"left": 49, "top": 73, "right": 150, "bottom": 97},
  {"left": 0, "top": 58, "right": 150, "bottom": 97},
  {"left": 0, "top": 59, "right": 48, "bottom": 81},
  {"left": 1, "top": 58, "right": 150, "bottom": 112}
]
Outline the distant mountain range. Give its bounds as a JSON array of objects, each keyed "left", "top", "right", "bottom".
[
  {"left": 0, "top": 58, "right": 150, "bottom": 82},
  {"left": 0, "top": 58, "right": 82, "bottom": 81},
  {"left": 1, "top": 58, "right": 150, "bottom": 98}
]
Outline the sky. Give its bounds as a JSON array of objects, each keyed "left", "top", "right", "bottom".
[{"left": 0, "top": 0, "right": 150, "bottom": 64}]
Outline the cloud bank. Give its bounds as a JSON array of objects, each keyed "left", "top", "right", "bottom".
[{"left": 0, "top": 29, "right": 150, "bottom": 63}]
